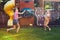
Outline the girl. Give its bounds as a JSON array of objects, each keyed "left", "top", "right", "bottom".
[
  {"left": 44, "top": 10, "right": 51, "bottom": 31},
  {"left": 7, "top": 7, "right": 25, "bottom": 33}
]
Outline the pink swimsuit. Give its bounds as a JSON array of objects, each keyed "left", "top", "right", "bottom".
[{"left": 14, "top": 8, "right": 19, "bottom": 19}]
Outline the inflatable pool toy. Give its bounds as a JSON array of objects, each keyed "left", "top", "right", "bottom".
[{"left": 4, "top": 0, "right": 15, "bottom": 26}]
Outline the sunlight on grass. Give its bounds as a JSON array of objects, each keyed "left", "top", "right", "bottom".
[{"left": 0, "top": 27, "right": 60, "bottom": 40}]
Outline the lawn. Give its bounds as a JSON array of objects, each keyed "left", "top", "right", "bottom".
[{"left": 0, "top": 26, "right": 60, "bottom": 40}]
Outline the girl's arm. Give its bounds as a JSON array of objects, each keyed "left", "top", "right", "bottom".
[
  {"left": 21, "top": 10, "right": 26, "bottom": 14},
  {"left": 18, "top": 10, "right": 26, "bottom": 14}
]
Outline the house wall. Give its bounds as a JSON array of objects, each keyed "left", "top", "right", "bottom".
[{"left": 20, "top": 1, "right": 34, "bottom": 10}]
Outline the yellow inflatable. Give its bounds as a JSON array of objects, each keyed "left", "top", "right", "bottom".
[{"left": 4, "top": 0, "right": 15, "bottom": 26}]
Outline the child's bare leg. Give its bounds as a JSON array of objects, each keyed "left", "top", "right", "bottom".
[
  {"left": 44, "top": 26, "right": 47, "bottom": 31},
  {"left": 46, "top": 25, "right": 51, "bottom": 31},
  {"left": 7, "top": 25, "right": 16, "bottom": 32},
  {"left": 45, "top": 21, "right": 51, "bottom": 31},
  {"left": 44, "top": 17, "right": 51, "bottom": 31},
  {"left": 46, "top": 19, "right": 51, "bottom": 31},
  {"left": 44, "top": 19, "right": 47, "bottom": 31},
  {"left": 16, "top": 23, "right": 20, "bottom": 33}
]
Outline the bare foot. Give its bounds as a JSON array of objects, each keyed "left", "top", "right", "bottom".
[
  {"left": 49, "top": 28, "right": 51, "bottom": 31},
  {"left": 6, "top": 29, "right": 9, "bottom": 32}
]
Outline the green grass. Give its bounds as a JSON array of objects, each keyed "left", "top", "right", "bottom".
[{"left": 0, "top": 26, "right": 60, "bottom": 40}]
